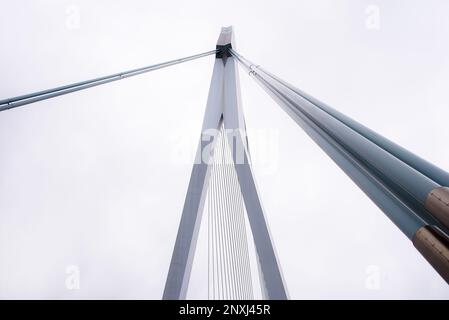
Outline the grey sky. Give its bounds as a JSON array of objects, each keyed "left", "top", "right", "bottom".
[{"left": 0, "top": 0, "right": 448, "bottom": 299}]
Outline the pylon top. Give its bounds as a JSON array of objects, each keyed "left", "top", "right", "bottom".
[{"left": 216, "top": 26, "right": 233, "bottom": 61}]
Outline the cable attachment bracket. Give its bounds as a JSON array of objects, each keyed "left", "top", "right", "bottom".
[{"left": 216, "top": 26, "right": 233, "bottom": 64}]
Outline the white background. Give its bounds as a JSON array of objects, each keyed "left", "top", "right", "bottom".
[{"left": 0, "top": 0, "right": 448, "bottom": 299}]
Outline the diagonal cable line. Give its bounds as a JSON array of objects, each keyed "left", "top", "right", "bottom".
[
  {"left": 229, "top": 47, "right": 449, "bottom": 285},
  {"left": 0, "top": 49, "right": 217, "bottom": 112},
  {"left": 206, "top": 123, "right": 255, "bottom": 299}
]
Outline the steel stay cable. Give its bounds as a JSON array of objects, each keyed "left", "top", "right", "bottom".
[
  {"left": 224, "top": 131, "right": 246, "bottom": 299},
  {"left": 237, "top": 57, "right": 426, "bottom": 238},
  {"left": 234, "top": 168, "right": 254, "bottom": 299},
  {"left": 217, "top": 127, "right": 232, "bottom": 299},
  {"left": 216, "top": 127, "right": 228, "bottom": 299},
  {"left": 0, "top": 49, "right": 217, "bottom": 112},
  {"left": 222, "top": 130, "right": 240, "bottom": 298},
  {"left": 227, "top": 138, "right": 250, "bottom": 299},
  {"left": 221, "top": 133, "right": 240, "bottom": 299}
]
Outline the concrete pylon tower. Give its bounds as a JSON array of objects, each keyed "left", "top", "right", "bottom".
[{"left": 163, "top": 27, "right": 288, "bottom": 300}]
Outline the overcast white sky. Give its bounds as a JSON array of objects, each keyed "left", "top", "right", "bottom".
[{"left": 0, "top": 0, "right": 449, "bottom": 299}]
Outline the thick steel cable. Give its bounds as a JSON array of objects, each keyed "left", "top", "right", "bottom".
[
  {"left": 207, "top": 169, "right": 210, "bottom": 299},
  {"left": 231, "top": 48, "right": 427, "bottom": 239},
  {"left": 250, "top": 63, "right": 449, "bottom": 235},
  {"left": 0, "top": 49, "right": 217, "bottom": 112},
  {"left": 249, "top": 63, "right": 449, "bottom": 189}
]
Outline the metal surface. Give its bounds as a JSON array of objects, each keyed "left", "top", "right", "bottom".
[
  {"left": 223, "top": 55, "right": 288, "bottom": 299},
  {"left": 425, "top": 187, "right": 449, "bottom": 230},
  {"left": 163, "top": 59, "right": 224, "bottom": 300},
  {"left": 413, "top": 226, "right": 449, "bottom": 284},
  {"left": 261, "top": 69, "right": 448, "bottom": 230},
  {"left": 164, "top": 27, "right": 288, "bottom": 300},
  {"left": 231, "top": 48, "right": 449, "bottom": 282},
  {"left": 255, "top": 66, "right": 449, "bottom": 188},
  {"left": 0, "top": 49, "right": 217, "bottom": 112},
  {"left": 232, "top": 52, "right": 425, "bottom": 239},
  {"left": 248, "top": 59, "right": 449, "bottom": 234},
  {"left": 216, "top": 26, "right": 233, "bottom": 61},
  {"left": 231, "top": 50, "right": 439, "bottom": 205},
  {"left": 230, "top": 49, "right": 449, "bottom": 228},
  {"left": 248, "top": 64, "right": 449, "bottom": 232}
]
